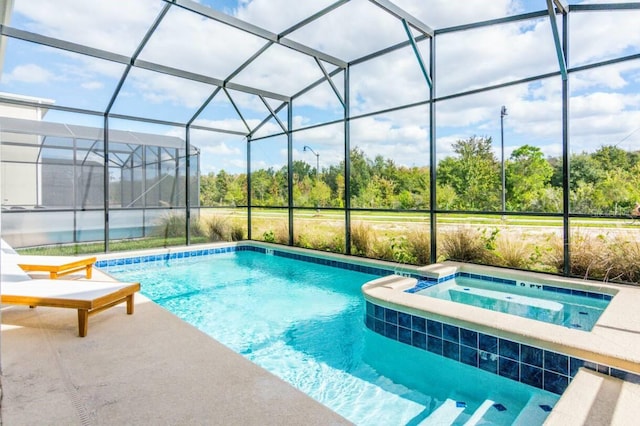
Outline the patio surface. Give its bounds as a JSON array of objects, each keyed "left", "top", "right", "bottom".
[
  {"left": 3, "top": 253, "right": 640, "bottom": 425},
  {"left": 0, "top": 269, "right": 351, "bottom": 425}
]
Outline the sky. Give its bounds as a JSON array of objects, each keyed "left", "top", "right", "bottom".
[{"left": 1, "top": 0, "right": 639, "bottom": 175}]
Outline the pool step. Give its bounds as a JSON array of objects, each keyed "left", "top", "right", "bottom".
[
  {"left": 462, "top": 399, "right": 495, "bottom": 425},
  {"left": 418, "top": 398, "right": 501, "bottom": 425},
  {"left": 418, "top": 399, "right": 465, "bottom": 425},
  {"left": 512, "top": 393, "right": 557, "bottom": 426}
]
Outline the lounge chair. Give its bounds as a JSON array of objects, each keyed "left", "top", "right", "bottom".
[
  {"left": 1, "top": 254, "right": 140, "bottom": 337},
  {"left": 1, "top": 238, "right": 97, "bottom": 279}
]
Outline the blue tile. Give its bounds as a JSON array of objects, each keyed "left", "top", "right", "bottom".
[
  {"left": 544, "top": 351, "right": 569, "bottom": 375},
  {"left": 398, "top": 312, "right": 411, "bottom": 329},
  {"left": 374, "top": 305, "right": 385, "bottom": 320},
  {"left": 570, "top": 358, "right": 585, "bottom": 377},
  {"left": 543, "top": 371, "right": 569, "bottom": 394},
  {"left": 412, "top": 331, "right": 427, "bottom": 350},
  {"left": 610, "top": 369, "right": 640, "bottom": 384},
  {"left": 499, "top": 339, "right": 520, "bottom": 361},
  {"left": 493, "top": 403, "right": 507, "bottom": 412},
  {"left": 479, "top": 334, "right": 497, "bottom": 354},
  {"left": 460, "top": 329, "right": 478, "bottom": 348},
  {"left": 443, "top": 340, "right": 460, "bottom": 361},
  {"left": 597, "top": 364, "right": 609, "bottom": 375},
  {"left": 427, "top": 336, "right": 443, "bottom": 355},
  {"left": 385, "top": 308, "right": 398, "bottom": 325},
  {"left": 399, "top": 327, "right": 412, "bottom": 344},
  {"left": 460, "top": 346, "right": 478, "bottom": 367},
  {"left": 521, "top": 364, "right": 543, "bottom": 389},
  {"left": 583, "top": 360, "right": 598, "bottom": 372},
  {"left": 479, "top": 351, "right": 498, "bottom": 374},
  {"left": 365, "top": 315, "right": 374, "bottom": 330},
  {"left": 412, "top": 316, "right": 426, "bottom": 333},
  {"left": 499, "top": 357, "right": 519, "bottom": 381},
  {"left": 384, "top": 323, "right": 398, "bottom": 340},
  {"left": 521, "top": 344, "right": 543, "bottom": 368},
  {"left": 366, "top": 301, "right": 374, "bottom": 317},
  {"left": 374, "top": 319, "right": 384, "bottom": 334},
  {"left": 442, "top": 324, "right": 459, "bottom": 343},
  {"left": 427, "top": 319, "right": 442, "bottom": 338}
]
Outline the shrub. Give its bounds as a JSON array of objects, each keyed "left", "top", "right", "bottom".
[
  {"left": 373, "top": 236, "right": 401, "bottom": 263},
  {"left": 568, "top": 232, "right": 610, "bottom": 280},
  {"left": 494, "top": 236, "right": 532, "bottom": 269},
  {"left": 407, "top": 230, "right": 431, "bottom": 265},
  {"left": 351, "top": 222, "right": 375, "bottom": 257},
  {"left": 262, "top": 230, "right": 276, "bottom": 243},
  {"left": 229, "top": 223, "right": 245, "bottom": 241},
  {"left": 275, "top": 225, "right": 290, "bottom": 244},
  {"left": 439, "top": 226, "right": 492, "bottom": 263},
  {"left": 206, "top": 216, "right": 230, "bottom": 242},
  {"left": 156, "top": 213, "right": 187, "bottom": 238},
  {"left": 607, "top": 236, "right": 640, "bottom": 283}
]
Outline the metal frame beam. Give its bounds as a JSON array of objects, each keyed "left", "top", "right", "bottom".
[
  {"left": 546, "top": 0, "right": 568, "bottom": 80},
  {"left": 0, "top": 24, "right": 290, "bottom": 104},
  {"left": 171, "top": 0, "right": 347, "bottom": 68},
  {"left": 259, "top": 96, "right": 287, "bottom": 134},
  {"left": 367, "top": 0, "right": 434, "bottom": 37},
  {"left": 570, "top": 3, "right": 640, "bottom": 11},
  {"left": 402, "top": 19, "right": 432, "bottom": 89},
  {"left": 314, "top": 58, "right": 345, "bottom": 108}
]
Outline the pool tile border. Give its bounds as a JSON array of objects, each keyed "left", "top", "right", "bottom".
[
  {"left": 365, "top": 300, "right": 640, "bottom": 395},
  {"left": 405, "top": 271, "right": 612, "bottom": 301},
  {"left": 96, "top": 245, "right": 610, "bottom": 301},
  {"left": 96, "top": 244, "right": 396, "bottom": 277}
]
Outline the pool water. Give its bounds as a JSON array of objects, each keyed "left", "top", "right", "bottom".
[
  {"left": 105, "top": 251, "right": 558, "bottom": 425},
  {"left": 416, "top": 277, "right": 609, "bottom": 331}
]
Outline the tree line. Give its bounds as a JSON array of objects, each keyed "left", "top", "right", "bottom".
[{"left": 199, "top": 136, "right": 640, "bottom": 215}]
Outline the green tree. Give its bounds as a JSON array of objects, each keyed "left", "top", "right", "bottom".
[
  {"left": 199, "top": 173, "right": 219, "bottom": 206},
  {"left": 309, "top": 180, "right": 332, "bottom": 207},
  {"left": 506, "top": 145, "right": 554, "bottom": 211},
  {"left": 349, "top": 147, "right": 372, "bottom": 199},
  {"left": 593, "top": 145, "right": 630, "bottom": 173},
  {"left": 437, "top": 136, "right": 500, "bottom": 210}
]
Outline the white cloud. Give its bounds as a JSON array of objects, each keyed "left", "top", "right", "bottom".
[
  {"left": 80, "top": 81, "right": 104, "bottom": 90},
  {"left": 14, "top": 0, "right": 163, "bottom": 56},
  {"left": 2, "top": 63, "right": 54, "bottom": 84},
  {"left": 234, "top": 0, "right": 337, "bottom": 34},
  {"left": 569, "top": 7, "right": 640, "bottom": 67}
]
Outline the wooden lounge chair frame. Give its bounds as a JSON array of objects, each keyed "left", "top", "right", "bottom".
[
  {"left": 1, "top": 239, "right": 96, "bottom": 279},
  {"left": 16, "top": 255, "right": 97, "bottom": 279},
  {"left": 1, "top": 280, "right": 140, "bottom": 337}
]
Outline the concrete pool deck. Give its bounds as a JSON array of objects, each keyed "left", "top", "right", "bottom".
[{"left": 0, "top": 268, "right": 351, "bottom": 425}]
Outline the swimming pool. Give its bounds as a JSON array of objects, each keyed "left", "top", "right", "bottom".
[
  {"left": 412, "top": 274, "right": 611, "bottom": 331},
  {"left": 103, "top": 248, "right": 558, "bottom": 425}
]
